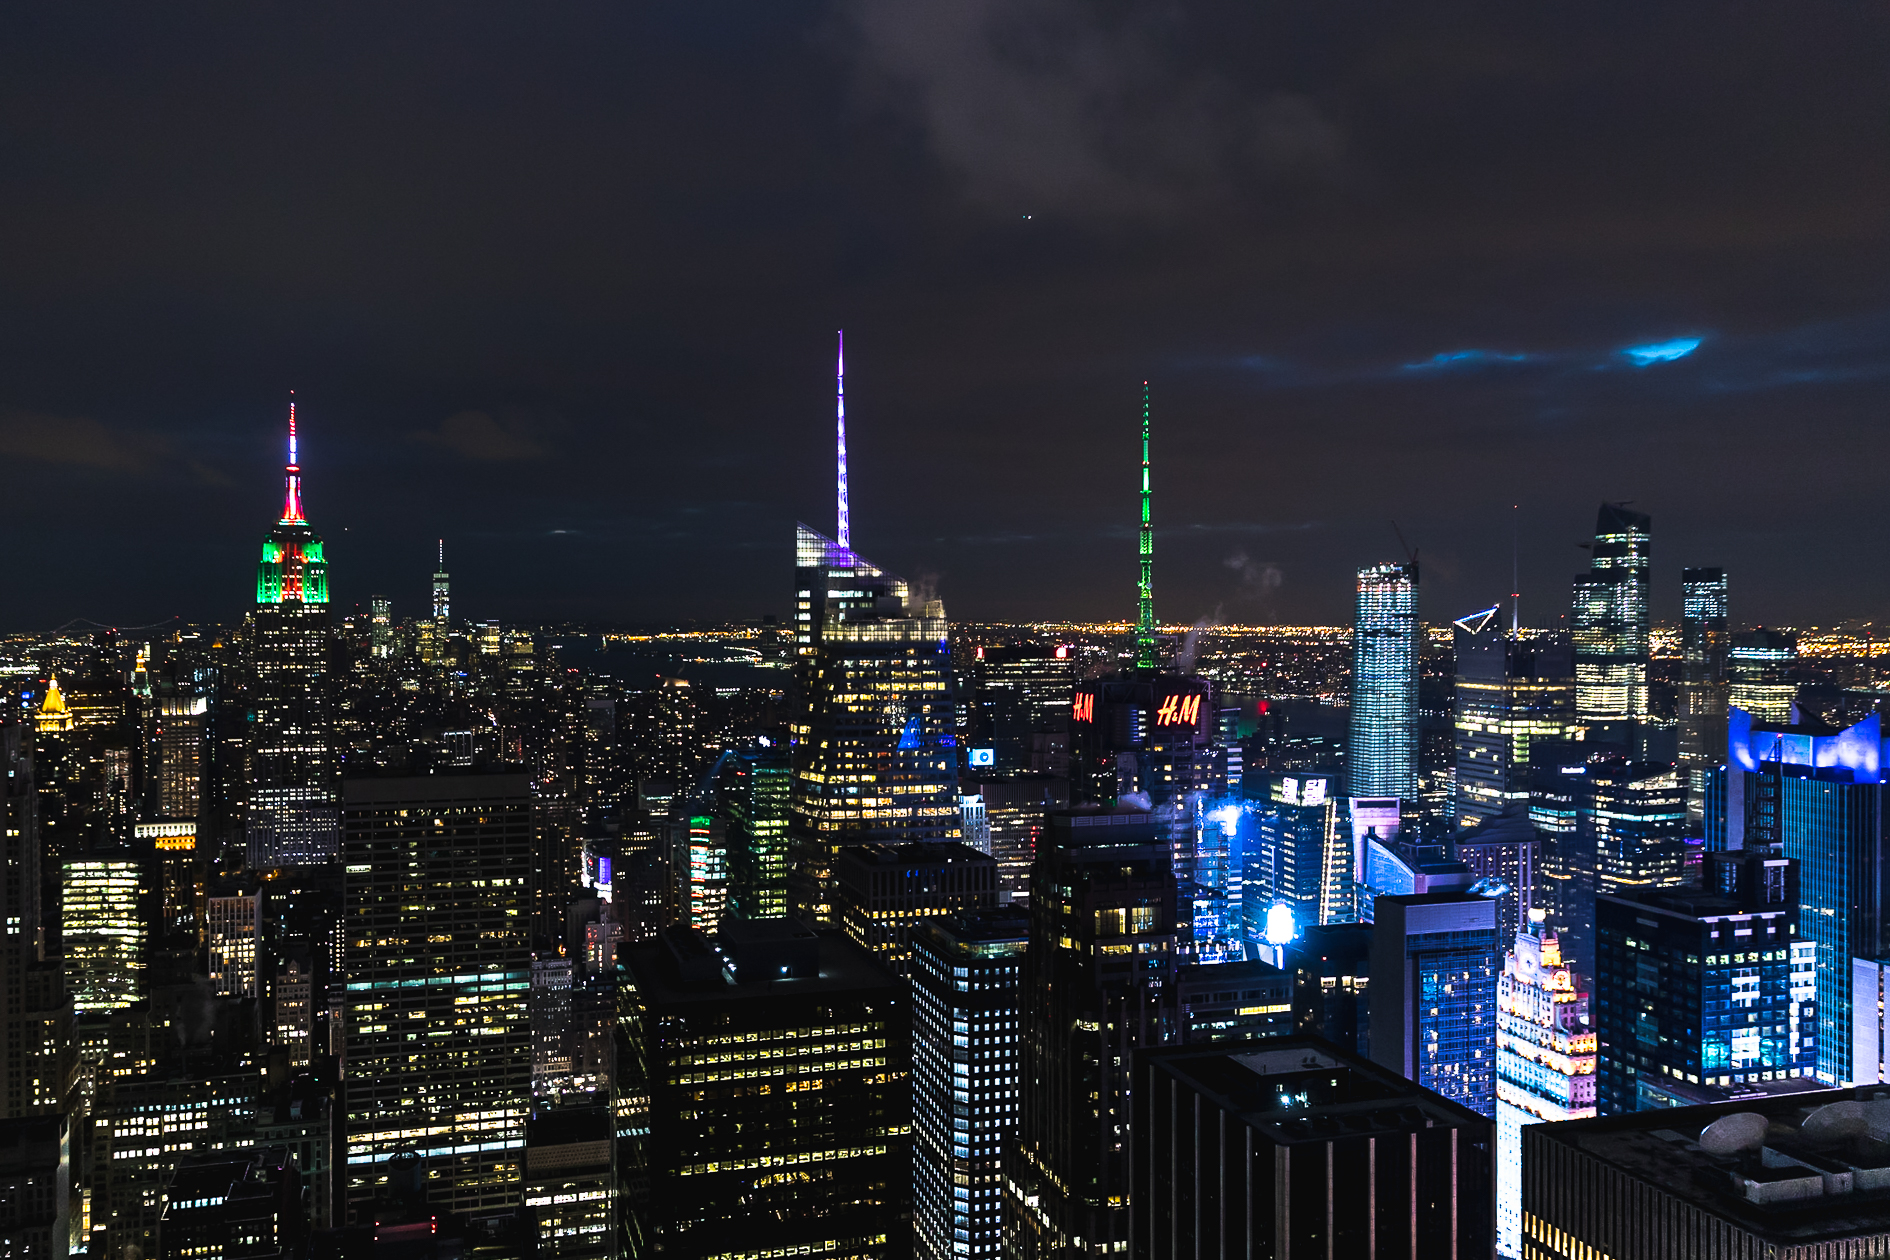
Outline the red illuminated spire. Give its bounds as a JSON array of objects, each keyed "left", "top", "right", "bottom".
[{"left": 281, "top": 395, "right": 305, "bottom": 523}]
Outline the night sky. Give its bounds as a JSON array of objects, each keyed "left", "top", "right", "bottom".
[{"left": 3, "top": 2, "right": 1887, "bottom": 631}]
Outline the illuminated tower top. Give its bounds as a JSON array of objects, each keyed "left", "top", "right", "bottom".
[
  {"left": 836, "top": 329, "right": 849, "bottom": 550},
  {"left": 1135, "top": 382, "right": 1156, "bottom": 670},
  {"left": 433, "top": 540, "right": 450, "bottom": 621},
  {"left": 257, "top": 399, "right": 328, "bottom": 606}
]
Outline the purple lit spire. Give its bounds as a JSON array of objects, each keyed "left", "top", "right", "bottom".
[{"left": 836, "top": 329, "right": 849, "bottom": 549}]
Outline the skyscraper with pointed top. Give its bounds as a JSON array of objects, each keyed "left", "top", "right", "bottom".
[
  {"left": 1135, "top": 381, "right": 1156, "bottom": 670},
  {"left": 787, "top": 332, "right": 960, "bottom": 925},
  {"left": 433, "top": 539, "right": 450, "bottom": 622},
  {"left": 247, "top": 400, "right": 339, "bottom": 867}
]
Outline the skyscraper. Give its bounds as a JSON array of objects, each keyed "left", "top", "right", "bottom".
[
  {"left": 1594, "top": 850, "right": 1816, "bottom": 1113},
  {"left": 1571, "top": 504, "right": 1652, "bottom": 729},
  {"left": 61, "top": 851, "right": 149, "bottom": 1012},
  {"left": 1347, "top": 562, "right": 1419, "bottom": 800},
  {"left": 1729, "top": 628, "right": 1797, "bottom": 724},
  {"left": 1715, "top": 708, "right": 1885, "bottom": 1085},
  {"left": 835, "top": 841, "right": 998, "bottom": 977},
  {"left": 789, "top": 334, "right": 959, "bottom": 924},
  {"left": 1369, "top": 890, "right": 1499, "bottom": 1118},
  {"left": 911, "top": 908, "right": 1026, "bottom": 1260},
  {"left": 341, "top": 769, "right": 532, "bottom": 1224},
  {"left": 1678, "top": 567, "right": 1729, "bottom": 825},
  {"left": 248, "top": 402, "right": 339, "bottom": 867},
  {"left": 1008, "top": 807, "right": 1177, "bottom": 1258},
  {"left": 1523, "top": 1088, "right": 1890, "bottom": 1260},
  {"left": 1452, "top": 608, "right": 1575, "bottom": 826},
  {"left": 1135, "top": 382, "right": 1156, "bottom": 671},
  {"left": 432, "top": 539, "right": 450, "bottom": 621},
  {"left": 1495, "top": 910, "right": 1595, "bottom": 1258},
  {"left": 722, "top": 745, "right": 791, "bottom": 920},
  {"left": 619, "top": 920, "right": 911, "bottom": 1260},
  {"left": 1133, "top": 1037, "right": 1497, "bottom": 1260}
]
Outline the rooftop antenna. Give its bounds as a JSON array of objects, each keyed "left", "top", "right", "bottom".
[
  {"left": 836, "top": 330, "right": 849, "bottom": 550},
  {"left": 1511, "top": 502, "right": 1521, "bottom": 637},
  {"left": 281, "top": 391, "right": 304, "bottom": 524},
  {"left": 1135, "top": 382, "right": 1157, "bottom": 670}
]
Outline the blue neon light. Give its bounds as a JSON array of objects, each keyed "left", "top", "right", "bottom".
[{"left": 1622, "top": 337, "right": 1702, "bottom": 366}]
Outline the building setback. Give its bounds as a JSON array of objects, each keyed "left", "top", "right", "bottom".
[{"left": 1134, "top": 1036, "right": 1496, "bottom": 1259}]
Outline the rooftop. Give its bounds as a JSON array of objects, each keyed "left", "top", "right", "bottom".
[
  {"left": 1143, "top": 1035, "right": 1489, "bottom": 1148},
  {"left": 1533, "top": 1086, "right": 1890, "bottom": 1242},
  {"left": 623, "top": 927, "right": 898, "bottom": 1008}
]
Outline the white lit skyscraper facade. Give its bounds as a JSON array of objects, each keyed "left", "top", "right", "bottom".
[
  {"left": 1495, "top": 910, "right": 1595, "bottom": 1259},
  {"left": 1347, "top": 562, "right": 1419, "bottom": 799},
  {"left": 911, "top": 909, "right": 1026, "bottom": 1260}
]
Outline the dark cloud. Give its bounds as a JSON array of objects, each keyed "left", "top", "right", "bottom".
[
  {"left": 414, "top": 411, "right": 545, "bottom": 462},
  {"left": 0, "top": 1, "right": 1885, "bottom": 628}
]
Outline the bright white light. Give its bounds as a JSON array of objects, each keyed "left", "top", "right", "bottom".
[
  {"left": 1264, "top": 903, "right": 1297, "bottom": 947},
  {"left": 1210, "top": 805, "right": 1241, "bottom": 830}
]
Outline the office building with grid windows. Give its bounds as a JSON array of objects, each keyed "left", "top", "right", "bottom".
[
  {"left": 911, "top": 909, "right": 1026, "bottom": 1260},
  {"left": 341, "top": 769, "right": 533, "bottom": 1225},
  {"left": 1369, "top": 891, "right": 1499, "bottom": 1118}
]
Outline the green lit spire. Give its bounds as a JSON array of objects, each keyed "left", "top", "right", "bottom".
[{"left": 1136, "top": 381, "right": 1157, "bottom": 670}]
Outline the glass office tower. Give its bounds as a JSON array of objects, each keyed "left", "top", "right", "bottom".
[
  {"left": 1453, "top": 610, "right": 1576, "bottom": 827},
  {"left": 911, "top": 909, "right": 1026, "bottom": 1260},
  {"left": 1369, "top": 891, "right": 1499, "bottom": 1118},
  {"left": 722, "top": 745, "right": 791, "bottom": 921},
  {"left": 249, "top": 402, "right": 339, "bottom": 867},
  {"left": 1347, "top": 562, "right": 1419, "bottom": 799},
  {"left": 1729, "top": 629, "right": 1798, "bottom": 725},
  {"left": 1717, "top": 708, "right": 1887, "bottom": 1085},
  {"left": 789, "top": 523, "right": 960, "bottom": 925},
  {"left": 1571, "top": 504, "right": 1651, "bottom": 727},
  {"left": 61, "top": 853, "right": 149, "bottom": 1012},
  {"left": 1678, "top": 567, "right": 1729, "bottom": 825}
]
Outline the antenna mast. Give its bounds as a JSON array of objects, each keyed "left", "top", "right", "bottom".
[
  {"left": 1135, "top": 382, "right": 1157, "bottom": 670},
  {"left": 836, "top": 330, "right": 849, "bottom": 549},
  {"left": 1511, "top": 502, "right": 1521, "bottom": 636}
]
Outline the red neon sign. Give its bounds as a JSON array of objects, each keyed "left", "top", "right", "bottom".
[
  {"left": 1072, "top": 693, "right": 1095, "bottom": 723},
  {"left": 1154, "top": 693, "right": 1202, "bottom": 727}
]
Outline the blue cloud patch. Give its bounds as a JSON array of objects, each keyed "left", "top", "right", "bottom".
[{"left": 1621, "top": 337, "right": 1702, "bottom": 366}]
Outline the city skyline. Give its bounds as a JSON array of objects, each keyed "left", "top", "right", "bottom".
[{"left": 1, "top": 5, "right": 1887, "bottom": 629}]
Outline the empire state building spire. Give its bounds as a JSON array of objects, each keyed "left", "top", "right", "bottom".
[
  {"left": 257, "top": 396, "right": 328, "bottom": 606},
  {"left": 282, "top": 398, "right": 305, "bottom": 523}
]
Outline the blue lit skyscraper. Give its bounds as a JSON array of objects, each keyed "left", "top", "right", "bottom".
[
  {"left": 1572, "top": 504, "right": 1651, "bottom": 729},
  {"left": 1369, "top": 890, "right": 1499, "bottom": 1117},
  {"left": 1713, "top": 707, "right": 1886, "bottom": 1085},
  {"left": 1594, "top": 849, "right": 1816, "bottom": 1112},
  {"left": 1347, "top": 562, "right": 1418, "bottom": 800}
]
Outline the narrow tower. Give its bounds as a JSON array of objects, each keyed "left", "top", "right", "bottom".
[
  {"left": 1135, "top": 382, "right": 1156, "bottom": 670},
  {"left": 250, "top": 396, "right": 339, "bottom": 867},
  {"left": 836, "top": 329, "right": 850, "bottom": 550},
  {"left": 432, "top": 540, "right": 450, "bottom": 622}
]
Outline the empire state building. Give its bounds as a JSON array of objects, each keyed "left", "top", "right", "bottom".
[{"left": 248, "top": 402, "right": 339, "bottom": 866}]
